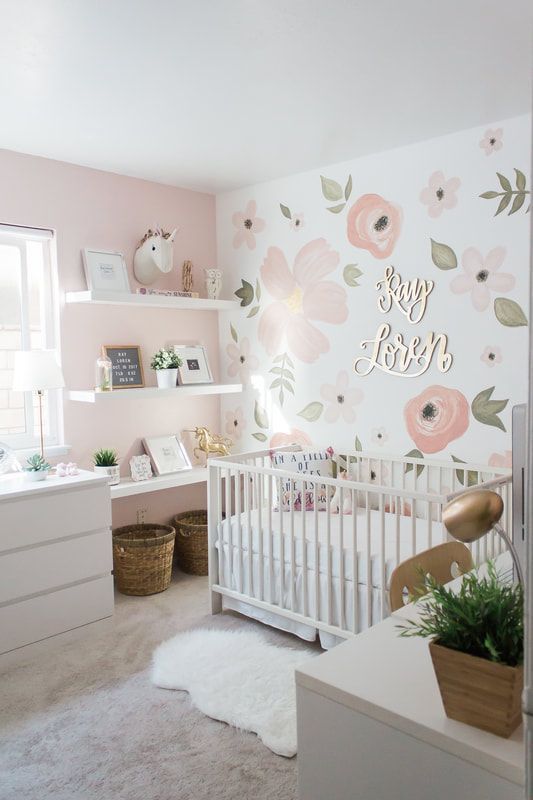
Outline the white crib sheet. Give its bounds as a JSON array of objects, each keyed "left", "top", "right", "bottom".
[{"left": 216, "top": 506, "right": 445, "bottom": 645}]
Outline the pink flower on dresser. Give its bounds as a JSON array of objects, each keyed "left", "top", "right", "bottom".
[
  {"left": 346, "top": 194, "right": 402, "bottom": 259},
  {"left": 450, "top": 247, "right": 515, "bottom": 312},
  {"left": 232, "top": 200, "right": 265, "bottom": 250},
  {"left": 258, "top": 238, "right": 348, "bottom": 363},
  {"left": 479, "top": 128, "right": 503, "bottom": 156},
  {"left": 420, "top": 171, "right": 461, "bottom": 218},
  {"left": 404, "top": 385, "right": 469, "bottom": 454},
  {"left": 481, "top": 346, "right": 502, "bottom": 367},
  {"left": 290, "top": 213, "right": 305, "bottom": 231},
  {"left": 270, "top": 428, "right": 312, "bottom": 449},
  {"left": 488, "top": 451, "right": 512, "bottom": 469},
  {"left": 225, "top": 407, "right": 246, "bottom": 440},
  {"left": 320, "top": 371, "right": 363, "bottom": 423},
  {"left": 226, "top": 337, "right": 259, "bottom": 384}
]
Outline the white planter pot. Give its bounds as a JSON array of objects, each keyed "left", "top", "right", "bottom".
[
  {"left": 24, "top": 469, "right": 50, "bottom": 482},
  {"left": 156, "top": 368, "right": 178, "bottom": 388},
  {"left": 94, "top": 464, "right": 120, "bottom": 486}
]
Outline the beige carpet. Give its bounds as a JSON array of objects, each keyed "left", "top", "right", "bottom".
[{"left": 0, "top": 572, "right": 320, "bottom": 800}]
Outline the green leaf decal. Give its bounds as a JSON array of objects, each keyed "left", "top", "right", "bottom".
[
  {"left": 510, "top": 193, "right": 526, "bottom": 215},
  {"left": 327, "top": 203, "right": 346, "bottom": 214},
  {"left": 297, "top": 401, "right": 324, "bottom": 422},
  {"left": 430, "top": 239, "right": 457, "bottom": 270},
  {"left": 255, "top": 279, "right": 261, "bottom": 301},
  {"left": 280, "top": 203, "right": 292, "bottom": 219},
  {"left": 497, "top": 172, "right": 512, "bottom": 192},
  {"left": 230, "top": 323, "right": 238, "bottom": 343},
  {"left": 480, "top": 169, "right": 530, "bottom": 216},
  {"left": 320, "top": 175, "right": 343, "bottom": 202},
  {"left": 234, "top": 279, "right": 254, "bottom": 307},
  {"left": 247, "top": 305, "right": 260, "bottom": 318},
  {"left": 515, "top": 168, "right": 526, "bottom": 192},
  {"left": 252, "top": 432, "right": 268, "bottom": 442},
  {"left": 451, "top": 455, "right": 479, "bottom": 487},
  {"left": 471, "top": 386, "right": 508, "bottom": 432},
  {"left": 254, "top": 400, "right": 269, "bottom": 429},
  {"left": 269, "top": 352, "right": 295, "bottom": 407},
  {"left": 479, "top": 191, "right": 499, "bottom": 199},
  {"left": 343, "top": 264, "right": 363, "bottom": 287},
  {"left": 404, "top": 449, "right": 425, "bottom": 477},
  {"left": 354, "top": 436, "right": 362, "bottom": 452},
  {"left": 344, "top": 174, "right": 353, "bottom": 201},
  {"left": 494, "top": 297, "right": 528, "bottom": 327},
  {"left": 495, "top": 194, "right": 511, "bottom": 216}
]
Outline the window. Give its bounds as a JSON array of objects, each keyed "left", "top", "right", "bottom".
[{"left": 0, "top": 224, "right": 62, "bottom": 451}]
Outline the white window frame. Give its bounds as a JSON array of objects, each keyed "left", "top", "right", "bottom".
[{"left": 0, "top": 224, "right": 64, "bottom": 453}]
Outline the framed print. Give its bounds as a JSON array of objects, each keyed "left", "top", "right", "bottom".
[
  {"left": 82, "top": 248, "right": 130, "bottom": 293},
  {"left": 103, "top": 345, "right": 145, "bottom": 389},
  {"left": 142, "top": 435, "right": 192, "bottom": 476},
  {"left": 171, "top": 344, "right": 213, "bottom": 385}
]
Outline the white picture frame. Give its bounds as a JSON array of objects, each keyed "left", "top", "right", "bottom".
[
  {"left": 142, "top": 435, "right": 192, "bottom": 476},
  {"left": 82, "top": 248, "right": 130, "bottom": 293},
  {"left": 171, "top": 344, "right": 213, "bottom": 385}
]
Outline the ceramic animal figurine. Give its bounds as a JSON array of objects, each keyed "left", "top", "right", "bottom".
[
  {"left": 188, "top": 426, "right": 232, "bottom": 464},
  {"left": 330, "top": 471, "right": 353, "bottom": 514},
  {"left": 133, "top": 226, "right": 178, "bottom": 285},
  {"left": 204, "top": 268, "right": 222, "bottom": 300},
  {"left": 182, "top": 260, "right": 194, "bottom": 292}
]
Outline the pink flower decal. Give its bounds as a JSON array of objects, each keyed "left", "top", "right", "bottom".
[
  {"left": 488, "top": 451, "right": 512, "bottom": 469},
  {"left": 420, "top": 171, "right": 461, "bottom": 218},
  {"left": 450, "top": 247, "right": 515, "bottom": 312},
  {"left": 346, "top": 194, "right": 402, "bottom": 259},
  {"left": 225, "top": 407, "right": 246, "bottom": 440},
  {"left": 371, "top": 427, "right": 388, "bottom": 447},
  {"left": 226, "top": 337, "right": 259, "bottom": 384},
  {"left": 480, "top": 346, "right": 502, "bottom": 368},
  {"left": 479, "top": 128, "right": 503, "bottom": 156},
  {"left": 404, "top": 385, "right": 469, "bottom": 454},
  {"left": 232, "top": 200, "right": 265, "bottom": 250},
  {"left": 320, "top": 371, "right": 363, "bottom": 423},
  {"left": 270, "top": 428, "right": 312, "bottom": 449},
  {"left": 290, "top": 213, "right": 305, "bottom": 231},
  {"left": 258, "top": 238, "right": 348, "bottom": 363}
]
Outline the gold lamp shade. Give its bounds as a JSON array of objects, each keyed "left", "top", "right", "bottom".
[{"left": 442, "top": 490, "right": 504, "bottom": 543}]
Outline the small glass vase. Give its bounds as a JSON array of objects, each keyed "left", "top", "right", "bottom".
[{"left": 95, "top": 351, "right": 113, "bottom": 392}]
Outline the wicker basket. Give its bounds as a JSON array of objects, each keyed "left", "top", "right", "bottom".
[
  {"left": 173, "top": 510, "right": 208, "bottom": 575},
  {"left": 112, "top": 524, "right": 175, "bottom": 596}
]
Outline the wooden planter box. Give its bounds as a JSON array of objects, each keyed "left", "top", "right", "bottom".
[{"left": 429, "top": 641, "right": 523, "bottom": 738}]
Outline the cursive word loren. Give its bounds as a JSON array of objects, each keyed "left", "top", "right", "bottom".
[
  {"left": 376, "top": 266, "right": 434, "bottom": 324},
  {"left": 353, "top": 323, "right": 453, "bottom": 378}
]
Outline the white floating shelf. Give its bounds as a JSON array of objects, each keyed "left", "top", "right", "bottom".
[
  {"left": 65, "top": 289, "right": 238, "bottom": 311},
  {"left": 67, "top": 383, "right": 242, "bottom": 403},
  {"left": 110, "top": 467, "right": 208, "bottom": 499}
]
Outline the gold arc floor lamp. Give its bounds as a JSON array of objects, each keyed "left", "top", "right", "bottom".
[
  {"left": 442, "top": 489, "right": 524, "bottom": 585},
  {"left": 12, "top": 350, "right": 65, "bottom": 459}
]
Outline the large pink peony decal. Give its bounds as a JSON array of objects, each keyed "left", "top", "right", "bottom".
[
  {"left": 258, "top": 238, "right": 348, "bottom": 364},
  {"left": 404, "top": 385, "right": 469, "bottom": 454},
  {"left": 450, "top": 246, "right": 515, "bottom": 311},
  {"left": 346, "top": 194, "right": 402, "bottom": 259},
  {"left": 232, "top": 200, "right": 265, "bottom": 250}
]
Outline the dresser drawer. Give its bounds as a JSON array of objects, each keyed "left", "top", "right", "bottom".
[
  {"left": 0, "top": 484, "right": 111, "bottom": 553},
  {"left": 0, "top": 529, "right": 112, "bottom": 604},
  {"left": 0, "top": 575, "right": 114, "bottom": 654}
]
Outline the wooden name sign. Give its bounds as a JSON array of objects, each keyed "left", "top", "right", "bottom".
[{"left": 104, "top": 345, "right": 145, "bottom": 389}]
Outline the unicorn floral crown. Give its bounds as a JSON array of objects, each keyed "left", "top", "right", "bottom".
[{"left": 138, "top": 226, "right": 173, "bottom": 248}]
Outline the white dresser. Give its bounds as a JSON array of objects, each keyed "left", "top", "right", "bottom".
[{"left": 0, "top": 470, "right": 114, "bottom": 656}]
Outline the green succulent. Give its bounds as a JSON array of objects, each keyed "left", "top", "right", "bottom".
[
  {"left": 25, "top": 454, "right": 51, "bottom": 472},
  {"left": 93, "top": 448, "right": 119, "bottom": 467},
  {"left": 150, "top": 348, "right": 183, "bottom": 370}
]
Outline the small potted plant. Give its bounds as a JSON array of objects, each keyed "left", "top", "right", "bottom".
[
  {"left": 24, "top": 453, "right": 51, "bottom": 482},
  {"left": 150, "top": 348, "right": 182, "bottom": 388},
  {"left": 398, "top": 562, "right": 523, "bottom": 738},
  {"left": 93, "top": 448, "right": 120, "bottom": 486}
]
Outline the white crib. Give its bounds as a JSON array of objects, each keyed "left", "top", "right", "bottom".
[{"left": 207, "top": 447, "right": 512, "bottom": 646}]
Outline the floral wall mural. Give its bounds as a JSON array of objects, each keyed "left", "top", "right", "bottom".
[{"left": 216, "top": 114, "right": 530, "bottom": 465}]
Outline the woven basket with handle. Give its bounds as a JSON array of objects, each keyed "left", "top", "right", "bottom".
[
  {"left": 112, "top": 523, "right": 175, "bottom": 595},
  {"left": 172, "top": 510, "right": 208, "bottom": 575}
]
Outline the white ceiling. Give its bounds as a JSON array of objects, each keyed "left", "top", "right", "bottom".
[{"left": 0, "top": 0, "right": 531, "bottom": 193}]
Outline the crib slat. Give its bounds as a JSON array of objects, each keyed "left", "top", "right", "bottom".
[
  {"left": 247, "top": 474, "right": 253, "bottom": 596},
  {"left": 268, "top": 473, "right": 273, "bottom": 603},
  {"left": 339, "top": 487, "right": 345, "bottom": 630},
  {"left": 380, "top": 490, "right": 386, "bottom": 620},
  {"left": 351, "top": 489, "right": 358, "bottom": 634},
  {"left": 326, "top": 496, "right": 332, "bottom": 626},
  {"left": 290, "top": 480, "right": 296, "bottom": 612},
  {"left": 236, "top": 469, "right": 243, "bottom": 594},
  {"left": 302, "top": 478, "right": 308, "bottom": 618},
  {"left": 314, "top": 483, "right": 320, "bottom": 624},
  {"left": 257, "top": 473, "right": 264, "bottom": 602},
  {"left": 279, "top": 476, "right": 285, "bottom": 607},
  {"left": 366, "top": 493, "right": 371, "bottom": 629},
  {"left": 226, "top": 467, "right": 232, "bottom": 584}
]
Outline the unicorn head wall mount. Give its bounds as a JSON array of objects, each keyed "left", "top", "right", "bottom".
[{"left": 133, "top": 226, "right": 178, "bottom": 285}]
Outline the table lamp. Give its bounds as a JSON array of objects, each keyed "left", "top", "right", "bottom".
[
  {"left": 12, "top": 350, "right": 65, "bottom": 458},
  {"left": 442, "top": 489, "right": 523, "bottom": 585}
]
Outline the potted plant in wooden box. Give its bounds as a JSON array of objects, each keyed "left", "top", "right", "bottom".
[
  {"left": 150, "top": 348, "right": 182, "bottom": 389},
  {"left": 399, "top": 562, "right": 523, "bottom": 738},
  {"left": 93, "top": 448, "right": 120, "bottom": 486}
]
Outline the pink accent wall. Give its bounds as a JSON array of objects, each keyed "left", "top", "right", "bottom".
[{"left": 0, "top": 148, "right": 218, "bottom": 526}]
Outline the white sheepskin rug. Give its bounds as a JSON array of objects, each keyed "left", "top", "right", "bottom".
[{"left": 151, "top": 628, "right": 314, "bottom": 757}]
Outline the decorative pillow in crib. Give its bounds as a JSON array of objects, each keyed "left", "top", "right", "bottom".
[{"left": 270, "top": 448, "right": 334, "bottom": 511}]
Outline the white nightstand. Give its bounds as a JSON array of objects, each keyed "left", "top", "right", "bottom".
[{"left": 0, "top": 470, "right": 114, "bottom": 659}]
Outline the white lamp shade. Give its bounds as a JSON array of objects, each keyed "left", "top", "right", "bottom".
[{"left": 12, "top": 350, "right": 65, "bottom": 392}]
